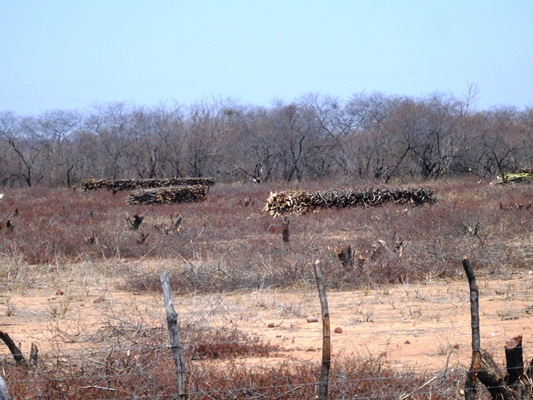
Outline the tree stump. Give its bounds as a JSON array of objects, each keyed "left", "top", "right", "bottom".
[
  {"left": 281, "top": 216, "right": 290, "bottom": 243},
  {"left": 335, "top": 244, "right": 353, "bottom": 269}
]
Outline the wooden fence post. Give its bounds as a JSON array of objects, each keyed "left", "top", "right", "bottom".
[
  {"left": 462, "top": 258, "right": 529, "bottom": 399},
  {"left": 160, "top": 270, "right": 188, "bottom": 399},
  {"left": 462, "top": 257, "right": 481, "bottom": 399},
  {"left": 314, "top": 260, "right": 331, "bottom": 400}
]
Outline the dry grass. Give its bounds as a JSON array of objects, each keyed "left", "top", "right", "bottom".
[
  {"left": 2, "top": 344, "right": 460, "bottom": 399},
  {"left": 0, "top": 179, "right": 531, "bottom": 291},
  {"left": 0, "top": 304, "right": 463, "bottom": 399}
]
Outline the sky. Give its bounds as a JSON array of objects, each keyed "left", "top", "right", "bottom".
[{"left": 1, "top": 0, "right": 532, "bottom": 116}]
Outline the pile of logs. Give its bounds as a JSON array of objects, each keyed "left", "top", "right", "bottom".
[
  {"left": 264, "top": 187, "right": 437, "bottom": 216},
  {"left": 492, "top": 173, "right": 533, "bottom": 185},
  {"left": 127, "top": 185, "right": 208, "bottom": 205},
  {"left": 81, "top": 177, "right": 215, "bottom": 191},
  {"left": 491, "top": 167, "right": 533, "bottom": 185}
]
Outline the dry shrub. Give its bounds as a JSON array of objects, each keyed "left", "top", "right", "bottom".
[
  {"left": 189, "top": 357, "right": 439, "bottom": 400},
  {"left": 2, "top": 347, "right": 460, "bottom": 399},
  {"left": 119, "top": 259, "right": 304, "bottom": 294},
  {"left": 2, "top": 321, "right": 282, "bottom": 399},
  {"left": 191, "top": 327, "right": 278, "bottom": 360}
]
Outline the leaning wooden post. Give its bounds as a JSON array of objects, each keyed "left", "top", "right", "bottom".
[
  {"left": 314, "top": 260, "right": 331, "bottom": 400},
  {"left": 160, "top": 270, "right": 187, "bottom": 399},
  {"left": 0, "top": 331, "right": 28, "bottom": 367},
  {"left": 462, "top": 257, "right": 481, "bottom": 399}
]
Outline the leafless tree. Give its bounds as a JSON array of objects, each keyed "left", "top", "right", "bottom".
[
  {"left": 86, "top": 102, "right": 136, "bottom": 179},
  {"left": 35, "top": 110, "right": 82, "bottom": 186},
  {"left": 0, "top": 91, "right": 530, "bottom": 187},
  {"left": 342, "top": 93, "right": 398, "bottom": 179},
  {"left": 0, "top": 113, "right": 50, "bottom": 186},
  {"left": 478, "top": 107, "right": 529, "bottom": 175},
  {"left": 181, "top": 100, "right": 226, "bottom": 178}
]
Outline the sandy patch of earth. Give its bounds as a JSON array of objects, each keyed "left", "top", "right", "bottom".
[{"left": 2, "top": 269, "right": 533, "bottom": 374}]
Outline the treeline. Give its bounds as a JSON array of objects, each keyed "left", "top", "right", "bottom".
[{"left": 0, "top": 91, "right": 531, "bottom": 187}]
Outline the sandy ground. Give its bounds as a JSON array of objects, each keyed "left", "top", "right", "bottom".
[{"left": 2, "top": 268, "right": 533, "bottom": 375}]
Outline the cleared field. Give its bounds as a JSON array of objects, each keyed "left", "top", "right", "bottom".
[{"left": 0, "top": 178, "right": 531, "bottom": 398}]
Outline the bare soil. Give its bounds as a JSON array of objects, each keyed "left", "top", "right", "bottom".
[{"left": 3, "top": 263, "right": 533, "bottom": 375}]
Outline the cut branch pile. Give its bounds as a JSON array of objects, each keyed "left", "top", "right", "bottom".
[
  {"left": 264, "top": 187, "right": 437, "bottom": 216},
  {"left": 492, "top": 173, "right": 533, "bottom": 185},
  {"left": 81, "top": 177, "right": 215, "bottom": 191},
  {"left": 127, "top": 185, "right": 208, "bottom": 205},
  {"left": 491, "top": 167, "right": 533, "bottom": 185}
]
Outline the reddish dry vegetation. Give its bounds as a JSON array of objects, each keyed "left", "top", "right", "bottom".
[
  {"left": 1, "top": 178, "right": 531, "bottom": 288},
  {"left": 0, "top": 178, "right": 531, "bottom": 398}
]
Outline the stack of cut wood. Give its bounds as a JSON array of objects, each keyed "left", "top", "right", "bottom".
[
  {"left": 264, "top": 187, "right": 437, "bottom": 216},
  {"left": 491, "top": 168, "right": 533, "bottom": 185},
  {"left": 81, "top": 177, "right": 215, "bottom": 191},
  {"left": 127, "top": 185, "right": 208, "bottom": 205}
]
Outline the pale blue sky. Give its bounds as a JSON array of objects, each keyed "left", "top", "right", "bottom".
[{"left": 1, "top": 1, "right": 532, "bottom": 115}]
